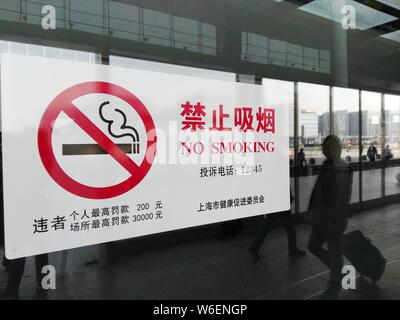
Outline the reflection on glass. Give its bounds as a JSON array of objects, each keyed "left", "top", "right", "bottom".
[
  {"left": 241, "top": 32, "right": 330, "bottom": 73},
  {"left": 70, "top": 0, "right": 104, "bottom": 34},
  {"left": 143, "top": 8, "right": 172, "bottom": 47},
  {"left": 174, "top": 16, "right": 199, "bottom": 52},
  {"left": 362, "top": 91, "right": 382, "bottom": 158},
  {"left": 384, "top": 94, "right": 400, "bottom": 196},
  {"left": 333, "top": 87, "right": 359, "bottom": 203},
  {"left": 0, "top": 1, "right": 217, "bottom": 56},
  {"left": 362, "top": 91, "right": 382, "bottom": 201},
  {"left": 297, "top": 82, "right": 329, "bottom": 212},
  {"left": 384, "top": 95, "right": 400, "bottom": 158},
  {"left": 109, "top": 1, "right": 140, "bottom": 41},
  {"left": 298, "top": 82, "right": 330, "bottom": 164},
  {"left": 262, "top": 78, "right": 294, "bottom": 164},
  {"left": 0, "top": 0, "right": 20, "bottom": 22},
  {"left": 333, "top": 87, "right": 359, "bottom": 161},
  {"left": 287, "top": 43, "right": 303, "bottom": 69},
  {"left": 201, "top": 23, "right": 217, "bottom": 55},
  {"left": 26, "top": 0, "right": 65, "bottom": 28},
  {"left": 109, "top": 55, "right": 235, "bottom": 81}
]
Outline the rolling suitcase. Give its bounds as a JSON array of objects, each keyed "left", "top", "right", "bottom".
[{"left": 342, "top": 230, "right": 386, "bottom": 282}]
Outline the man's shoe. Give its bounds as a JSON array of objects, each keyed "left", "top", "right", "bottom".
[
  {"left": 248, "top": 248, "right": 260, "bottom": 262},
  {"left": 289, "top": 248, "right": 307, "bottom": 258}
]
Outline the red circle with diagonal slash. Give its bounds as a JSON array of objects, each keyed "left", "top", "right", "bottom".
[{"left": 38, "top": 81, "right": 157, "bottom": 199}]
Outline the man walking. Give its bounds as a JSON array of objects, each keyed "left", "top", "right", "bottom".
[{"left": 308, "top": 135, "right": 352, "bottom": 300}]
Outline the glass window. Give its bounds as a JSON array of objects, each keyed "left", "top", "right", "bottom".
[
  {"left": 298, "top": 82, "right": 330, "bottom": 212},
  {"left": 110, "top": 55, "right": 236, "bottom": 82},
  {"left": 0, "top": 0, "right": 20, "bottom": 22},
  {"left": 201, "top": 23, "right": 217, "bottom": 55},
  {"left": 26, "top": 0, "right": 66, "bottom": 28},
  {"left": 298, "top": 82, "right": 330, "bottom": 163},
  {"left": 262, "top": 78, "right": 294, "bottom": 163},
  {"left": 304, "top": 47, "right": 320, "bottom": 72},
  {"left": 174, "top": 16, "right": 199, "bottom": 53},
  {"left": 143, "top": 9, "right": 172, "bottom": 47},
  {"left": 333, "top": 87, "right": 359, "bottom": 161},
  {"left": 109, "top": 1, "right": 140, "bottom": 41},
  {"left": 0, "top": 40, "right": 98, "bottom": 277},
  {"left": 250, "top": 33, "right": 268, "bottom": 61},
  {"left": 384, "top": 94, "right": 400, "bottom": 196},
  {"left": 263, "top": 78, "right": 295, "bottom": 208},
  {"left": 333, "top": 87, "right": 360, "bottom": 203},
  {"left": 361, "top": 91, "right": 382, "bottom": 201},
  {"left": 240, "top": 32, "right": 330, "bottom": 74},
  {"left": 269, "top": 39, "right": 286, "bottom": 66},
  {"left": 287, "top": 43, "right": 303, "bottom": 69},
  {"left": 70, "top": 0, "right": 104, "bottom": 34},
  {"left": 320, "top": 49, "right": 330, "bottom": 73},
  {"left": 241, "top": 32, "right": 268, "bottom": 64},
  {"left": 384, "top": 94, "right": 400, "bottom": 159}
]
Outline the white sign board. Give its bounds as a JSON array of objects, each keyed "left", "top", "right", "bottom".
[{"left": 1, "top": 54, "right": 289, "bottom": 259}]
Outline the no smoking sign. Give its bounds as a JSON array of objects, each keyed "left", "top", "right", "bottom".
[
  {"left": 2, "top": 54, "right": 289, "bottom": 259},
  {"left": 37, "top": 81, "right": 157, "bottom": 199}
]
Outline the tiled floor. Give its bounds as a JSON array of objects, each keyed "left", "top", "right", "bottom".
[{"left": 1, "top": 203, "right": 400, "bottom": 300}]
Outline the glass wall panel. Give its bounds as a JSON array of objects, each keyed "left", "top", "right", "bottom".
[
  {"left": 287, "top": 43, "right": 303, "bottom": 69},
  {"left": 333, "top": 87, "right": 359, "bottom": 160},
  {"left": 298, "top": 82, "right": 330, "bottom": 163},
  {"left": 143, "top": 8, "right": 172, "bottom": 47},
  {"left": 70, "top": 0, "right": 104, "bottom": 34},
  {"left": 385, "top": 94, "right": 400, "bottom": 196},
  {"left": 200, "top": 23, "right": 217, "bottom": 55},
  {"left": 262, "top": 78, "right": 295, "bottom": 209},
  {"left": 0, "top": 0, "right": 20, "bottom": 22},
  {"left": 303, "top": 47, "right": 319, "bottom": 72},
  {"left": 240, "top": 32, "right": 331, "bottom": 74},
  {"left": 109, "top": 55, "right": 235, "bottom": 81},
  {"left": 174, "top": 16, "right": 199, "bottom": 53},
  {"left": 298, "top": 82, "right": 330, "bottom": 212},
  {"left": 361, "top": 91, "right": 383, "bottom": 201},
  {"left": 0, "top": 39, "right": 99, "bottom": 277},
  {"left": 26, "top": 0, "right": 66, "bottom": 28},
  {"left": 333, "top": 87, "right": 359, "bottom": 203},
  {"left": 109, "top": 1, "right": 140, "bottom": 41},
  {"left": 269, "top": 39, "right": 286, "bottom": 67},
  {"left": 262, "top": 78, "right": 294, "bottom": 163}
]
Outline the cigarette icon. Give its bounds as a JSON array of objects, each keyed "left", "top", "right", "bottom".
[{"left": 62, "top": 143, "right": 139, "bottom": 156}]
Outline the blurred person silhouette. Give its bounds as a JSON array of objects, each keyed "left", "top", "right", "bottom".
[
  {"left": 382, "top": 145, "right": 393, "bottom": 160},
  {"left": 297, "top": 148, "right": 307, "bottom": 167},
  {"left": 308, "top": 135, "right": 352, "bottom": 300},
  {"left": 249, "top": 189, "right": 306, "bottom": 261},
  {"left": 367, "top": 143, "right": 377, "bottom": 161}
]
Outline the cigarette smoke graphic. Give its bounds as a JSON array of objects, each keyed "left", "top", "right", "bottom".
[
  {"left": 99, "top": 101, "right": 140, "bottom": 154},
  {"left": 61, "top": 101, "right": 141, "bottom": 156}
]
